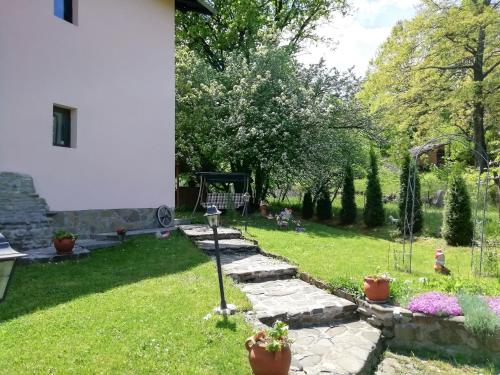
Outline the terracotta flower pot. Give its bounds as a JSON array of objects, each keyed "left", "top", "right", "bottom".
[
  {"left": 245, "top": 336, "right": 291, "bottom": 375},
  {"left": 364, "top": 277, "right": 390, "bottom": 302},
  {"left": 53, "top": 238, "right": 76, "bottom": 254}
]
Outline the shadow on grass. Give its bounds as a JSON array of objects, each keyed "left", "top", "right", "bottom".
[
  {"left": 216, "top": 315, "right": 237, "bottom": 331},
  {"left": 0, "top": 232, "right": 209, "bottom": 323}
]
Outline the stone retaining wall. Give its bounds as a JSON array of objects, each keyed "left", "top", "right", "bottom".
[{"left": 51, "top": 208, "right": 160, "bottom": 238}]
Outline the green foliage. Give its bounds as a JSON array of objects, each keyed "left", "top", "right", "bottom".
[
  {"left": 52, "top": 230, "right": 79, "bottom": 241},
  {"left": 364, "top": 149, "right": 385, "bottom": 227},
  {"left": 340, "top": 164, "right": 357, "bottom": 225},
  {"left": 258, "top": 321, "right": 292, "bottom": 353},
  {"left": 316, "top": 188, "right": 332, "bottom": 220},
  {"left": 442, "top": 173, "right": 473, "bottom": 246},
  {"left": 458, "top": 294, "right": 500, "bottom": 337},
  {"left": 360, "top": 1, "right": 500, "bottom": 166},
  {"left": 301, "top": 191, "right": 314, "bottom": 219},
  {"left": 399, "top": 153, "right": 423, "bottom": 233}
]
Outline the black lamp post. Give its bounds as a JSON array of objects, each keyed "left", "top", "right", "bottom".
[
  {"left": 0, "top": 233, "right": 26, "bottom": 303},
  {"left": 204, "top": 205, "right": 231, "bottom": 313}
]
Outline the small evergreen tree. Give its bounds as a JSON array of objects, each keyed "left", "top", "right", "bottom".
[
  {"left": 302, "top": 191, "right": 314, "bottom": 219},
  {"left": 316, "top": 188, "right": 333, "bottom": 220},
  {"left": 340, "top": 164, "right": 357, "bottom": 225},
  {"left": 442, "top": 173, "right": 473, "bottom": 246},
  {"left": 364, "top": 149, "right": 385, "bottom": 227},
  {"left": 398, "top": 153, "right": 423, "bottom": 233}
]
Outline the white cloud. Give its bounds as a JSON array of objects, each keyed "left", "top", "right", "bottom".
[{"left": 298, "top": 0, "right": 419, "bottom": 76}]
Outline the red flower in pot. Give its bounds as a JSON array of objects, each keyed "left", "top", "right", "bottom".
[
  {"left": 116, "top": 227, "right": 127, "bottom": 241},
  {"left": 245, "top": 321, "right": 292, "bottom": 375},
  {"left": 52, "top": 230, "right": 79, "bottom": 254}
]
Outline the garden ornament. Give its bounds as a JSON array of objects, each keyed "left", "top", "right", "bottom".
[{"left": 434, "top": 248, "right": 451, "bottom": 275}]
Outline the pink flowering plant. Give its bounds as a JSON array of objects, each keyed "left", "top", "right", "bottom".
[
  {"left": 407, "top": 292, "right": 462, "bottom": 317},
  {"left": 485, "top": 296, "right": 500, "bottom": 317}
]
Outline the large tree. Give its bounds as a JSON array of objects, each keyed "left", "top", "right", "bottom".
[
  {"left": 176, "top": 0, "right": 348, "bottom": 70},
  {"left": 360, "top": 0, "right": 500, "bottom": 170}
]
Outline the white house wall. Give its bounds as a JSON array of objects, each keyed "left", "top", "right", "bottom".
[{"left": 0, "top": 0, "right": 175, "bottom": 211}]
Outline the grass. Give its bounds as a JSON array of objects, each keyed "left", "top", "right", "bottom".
[{"left": 0, "top": 233, "right": 252, "bottom": 374}]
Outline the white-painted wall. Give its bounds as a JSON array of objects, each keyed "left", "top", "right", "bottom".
[{"left": 0, "top": 0, "right": 175, "bottom": 211}]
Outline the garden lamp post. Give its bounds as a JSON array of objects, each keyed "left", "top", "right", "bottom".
[
  {"left": 0, "top": 233, "right": 26, "bottom": 303},
  {"left": 205, "top": 205, "right": 234, "bottom": 314},
  {"left": 243, "top": 192, "right": 251, "bottom": 232}
]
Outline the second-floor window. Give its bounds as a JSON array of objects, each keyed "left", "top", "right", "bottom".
[{"left": 54, "top": 0, "right": 74, "bottom": 24}]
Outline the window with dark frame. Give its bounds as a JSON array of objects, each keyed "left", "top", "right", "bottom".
[
  {"left": 53, "top": 106, "right": 72, "bottom": 148},
  {"left": 54, "top": 0, "right": 73, "bottom": 24}
]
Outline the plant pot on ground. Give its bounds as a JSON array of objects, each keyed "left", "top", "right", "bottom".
[
  {"left": 116, "top": 227, "right": 127, "bottom": 241},
  {"left": 245, "top": 321, "right": 292, "bottom": 375},
  {"left": 364, "top": 274, "right": 391, "bottom": 302},
  {"left": 52, "top": 230, "right": 79, "bottom": 254}
]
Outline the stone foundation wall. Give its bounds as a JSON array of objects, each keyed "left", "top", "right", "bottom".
[{"left": 51, "top": 208, "right": 160, "bottom": 238}]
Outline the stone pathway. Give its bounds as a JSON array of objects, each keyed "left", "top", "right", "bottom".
[
  {"left": 241, "top": 279, "right": 356, "bottom": 327},
  {"left": 179, "top": 224, "right": 382, "bottom": 374}
]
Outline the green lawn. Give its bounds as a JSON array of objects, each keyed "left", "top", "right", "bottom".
[{"left": 0, "top": 233, "right": 252, "bottom": 374}]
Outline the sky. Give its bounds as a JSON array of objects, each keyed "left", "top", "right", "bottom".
[{"left": 298, "top": 0, "right": 420, "bottom": 77}]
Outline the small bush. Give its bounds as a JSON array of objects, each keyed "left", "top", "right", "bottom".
[
  {"left": 398, "top": 153, "right": 423, "bottom": 233},
  {"left": 458, "top": 294, "right": 500, "bottom": 336},
  {"left": 301, "top": 191, "right": 314, "bottom": 219},
  {"left": 340, "top": 164, "right": 357, "bottom": 225},
  {"left": 363, "top": 149, "right": 385, "bottom": 227},
  {"left": 442, "top": 173, "right": 473, "bottom": 246},
  {"left": 316, "top": 188, "right": 332, "bottom": 220}
]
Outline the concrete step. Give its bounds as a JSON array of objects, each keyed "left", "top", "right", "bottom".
[
  {"left": 219, "top": 252, "right": 297, "bottom": 282},
  {"left": 179, "top": 224, "right": 241, "bottom": 240},
  {"left": 174, "top": 218, "right": 191, "bottom": 226},
  {"left": 289, "top": 321, "right": 383, "bottom": 375},
  {"left": 195, "top": 238, "right": 258, "bottom": 253},
  {"left": 91, "top": 228, "right": 174, "bottom": 241},
  {"left": 77, "top": 239, "right": 121, "bottom": 250},
  {"left": 240, "top": 279, "right": 357, "bottom": 328},
  {"left": 19, "top": 245, "right": 90, "bottom": 265}
]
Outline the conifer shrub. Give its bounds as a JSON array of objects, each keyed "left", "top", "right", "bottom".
[
  {"left": 442, "top": 173, "right": 473, "bottom": 246},
  {"left": 301, "top": 191, "right": 314, "bottom": 219},
  {"left": 363, "top": 149, "right": 385, "bottom": 227},
  {"left": 398, "top": 153, "right": 423, "bottom": 233},
  {"left": 316, "top": 188, "right": 332, "bottom": 220},
  {"left": 340, "top": 164, "right": 357, "bottom": 225}
]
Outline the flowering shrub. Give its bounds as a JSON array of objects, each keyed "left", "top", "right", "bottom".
[
  {"left": 485, "top": 296, "right": 500, "bottom": 317},
  {"left": 407, "top": 292, "right": 461, "bottom": 316}
]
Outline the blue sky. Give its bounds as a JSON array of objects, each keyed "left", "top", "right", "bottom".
[{"left": 298, "top": 0, "right": 419, "bottom": 76}]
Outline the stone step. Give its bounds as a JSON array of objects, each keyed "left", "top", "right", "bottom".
[
  {"left": 91, "top": 228, "right": 168, "bottom": 241},
  {"left": 19, "top": 245, "right": 90, "bottom": 264},
  {"left": 289, "top": 321, "right": 383, "bottom": 375},
  {"left": 240, "top": 279, "right": 357, "bottom": 328},
  {"left": 195, "top": 238, "right": 258, "bottom": 253},
  {"left": 77, "top": 239, "right": 121, "bottom": 250},
  {"left": 174, "top": 218, "right": 191, "bottom": 226},
  {"left": 218, "top": 252, "right": 297, "bottom": 282},
  {"left": 179, "top": 224, "right": 241, "bottom": 241}
]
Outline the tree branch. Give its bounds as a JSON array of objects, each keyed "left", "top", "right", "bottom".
[{"left": 483, "top": 59, "right": 500, "bottom": 78}]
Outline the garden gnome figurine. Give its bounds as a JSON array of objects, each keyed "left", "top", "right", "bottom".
[{"left": 434, "top": 248, "right": 451, "bottom": 275}]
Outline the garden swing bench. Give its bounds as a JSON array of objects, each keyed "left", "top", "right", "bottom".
[{"left": 192, "top": 172, "right": 251, "bottom": 215}]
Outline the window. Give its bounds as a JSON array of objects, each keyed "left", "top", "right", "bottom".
[
  {"left": 53, "top": 106, "right": 73, "bottom": 148},
  {"left": 54, "top": 0, "right": 74, "bottom": 24}
]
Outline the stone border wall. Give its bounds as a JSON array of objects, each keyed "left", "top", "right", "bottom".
[{"left": 51, "top": 208, "right": 161, "bottom": 238}]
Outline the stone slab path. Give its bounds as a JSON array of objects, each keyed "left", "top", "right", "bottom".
[
  {"left": 219, "top": 252, "right": 298, "bottom": 282},
  {"left": 241, "top": 279, "right": 357, "bottom": 328},
  {"left": 289, "top": 321, "right": 382, "bottom": 375},
  {"left": 180, "top": 224, "right": 382, "bottom": 374},
  {"left": 195, "top": 238, "right": 258, "bottom": 252},
  {"left": 179, "top": 224, "right": 242, "bottom": 240}
]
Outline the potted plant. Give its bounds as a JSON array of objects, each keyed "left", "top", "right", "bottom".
[
  {"left": 52, "top": 230, "right": 79, "bottom": 254},
  {"left": 116, "top": 227, "right": 127, "bottom": 241},
  {"left": 245, "top": 321, "right": 292, "bottom": 375},
  {"left": 363, "top": 272, "right": 391, "bottom": 302}
]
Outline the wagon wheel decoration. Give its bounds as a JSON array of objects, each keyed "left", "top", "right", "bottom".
[{"left": 156, "top": 205, "right": 173, "bottom": 228}]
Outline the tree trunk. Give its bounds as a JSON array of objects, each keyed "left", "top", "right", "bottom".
[{"left": 472, "top": 25, "right": 488, "bottom": 171}]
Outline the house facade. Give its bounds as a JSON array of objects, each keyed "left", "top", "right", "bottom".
[{"left": 0, "top": 0, "right": 212, "bottom": 249}]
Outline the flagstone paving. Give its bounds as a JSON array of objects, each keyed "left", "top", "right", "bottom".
[
  {"left": 289, "top": 320, "right": 383, "bottom": 375},
  {"left": 178, "top": 224, "right": 242, "bottom": 240},
  {"left": 240, "top": 279, "right": 357, "bottom": 327},
  {"left": 195, "top": 238, "right": 258, "bottom": 252}
]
